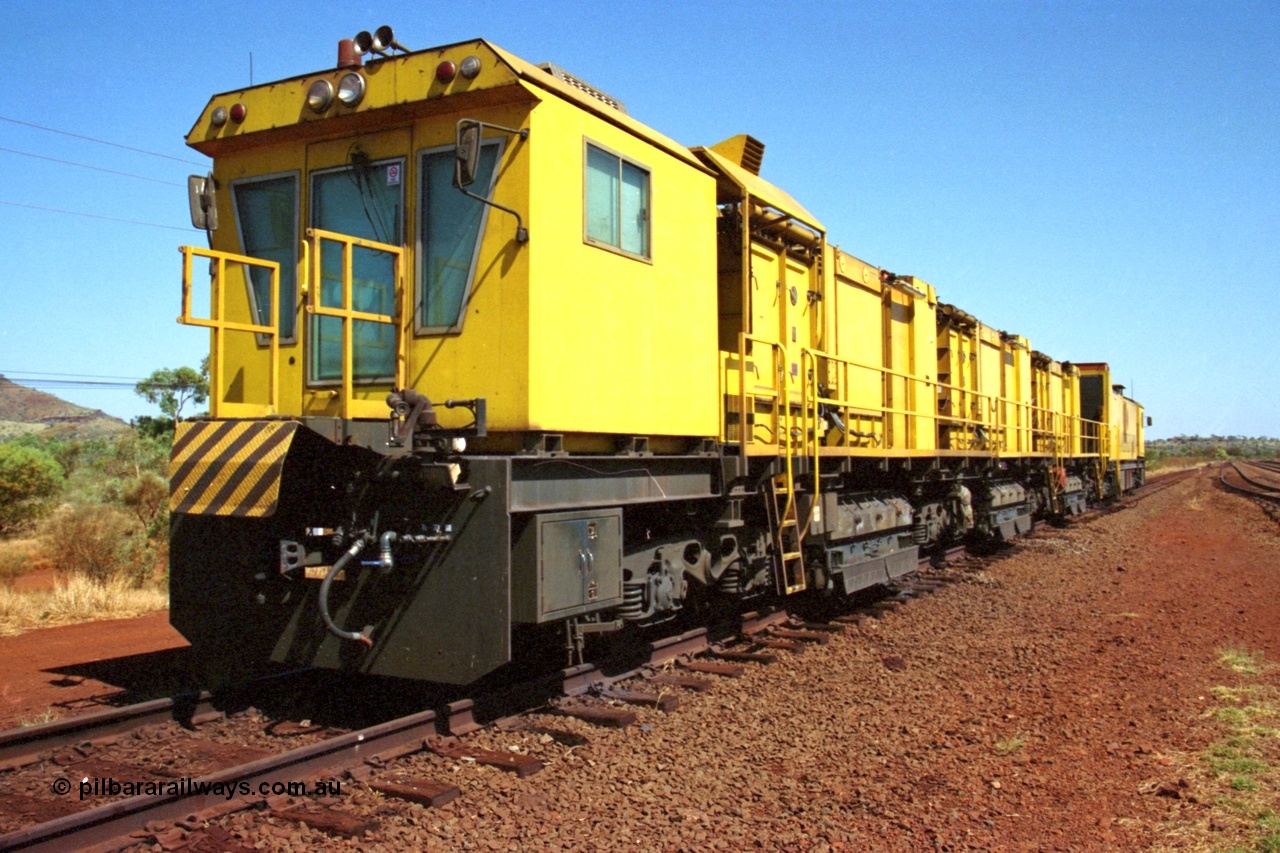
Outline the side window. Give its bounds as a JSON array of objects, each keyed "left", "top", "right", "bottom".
[
  {"left": 231, "top": 174, "right": 298, "bottom": 342},
  {"left": 417, "top": 143, "right": 500, "bottom": 332},
  {"left": 584, "top": 142, "right": 649, "bottom": 260}
]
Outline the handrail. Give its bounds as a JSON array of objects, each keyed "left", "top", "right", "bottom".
[
  {"left": 734, "top": 332, "right": 790, "bottom": 452},
  {"left": 305, "top": 228, "right": 405, "bottom": 421},
  {"left": 798, "top": 343, "right": 1113, "bottom": 463},
  {"left": 178, "top": 245, "right": 279, "bottom": 418}
]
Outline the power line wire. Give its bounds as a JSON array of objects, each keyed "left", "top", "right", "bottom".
[
  {"left": 0, "top": 380, "right": 139, "bottom": 390},
  {"left": 0, "top": 146, "right": 183, "bottom": 187},
  {"left": 1, "top": 371, "right": 147, "bottom": 381},
  {"left": 0, "top": 115, "right": 207, "bottom": 167},
  {"left": 2, "top": 372, "right": 205, "bottom": 391},
  {"left": 0, "top": 200, "right": 195, "bottom": 233}
]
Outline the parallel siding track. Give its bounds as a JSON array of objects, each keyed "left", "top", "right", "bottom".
[{"left": 1220, "top": 460, "right": 1280, "bottom": 503}]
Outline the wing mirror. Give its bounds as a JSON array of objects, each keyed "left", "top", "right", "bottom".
[
  {"left": 188, "top": 173, "right": 218, "bottom": 231},
  {"left": 452, "top": 118, "right": 530, "bottom": 242},
  {"left": 454, "top": 120, "right": 482, "bottom": 188}
]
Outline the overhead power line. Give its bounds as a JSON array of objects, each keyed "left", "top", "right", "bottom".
[
  {"left": 1, "top": 371, "right": 205, "bottom": 391},
  {"left": 0, "top": 200, "right": 195, "bottom": 233},
  {"left": 0, "top": 115, "right": 207, "bottom": 167},
  {"left": 0, "top": 146, "right": 183, "bottom": 187},
  {"left": 0, "top": 379, "right": 139, "bottom": 390},
  {"left": 2, "top": 371, "right": 147, "bottom": 381}
]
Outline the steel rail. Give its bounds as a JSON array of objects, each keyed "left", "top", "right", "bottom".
[
  {"left": 0, "top": 707, "right": 442, "bottom": 852},
  {"left": 1229, "top": 461, "right": 1280, "bottom": 495},
  {"left": 0, "top": 693, "right": 217, "bottom": 773},
  {"left": 1221, "top": 462, "right": 1280, "bottom": 503}
]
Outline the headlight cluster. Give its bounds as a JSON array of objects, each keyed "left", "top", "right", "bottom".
[
  {"left": 208, "top": 26, "right": 486, "bottom": 128},
  {"left": 306, "top": 72, "right": 365, "bottom": 113}
]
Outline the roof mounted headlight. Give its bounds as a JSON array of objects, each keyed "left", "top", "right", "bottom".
[
  {"left": 459, "top": 55, "right": 482, "bottom": 80},
  {"left": 306, "top": 79, "right": 335, "bottom": 112},
  {"left": 337, "top": 72, "right": 366, "bottom": 107}
]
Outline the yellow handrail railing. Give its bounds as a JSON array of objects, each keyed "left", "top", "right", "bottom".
[
  {"left": 305, "top": 228, "right": 406, "bottom": 421},
  {"left": 179, "top": 245, "right": 280, "bottom": 418}
]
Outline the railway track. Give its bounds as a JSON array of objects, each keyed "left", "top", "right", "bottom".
[
  {"left": 1220, "top": 460, "right": 1280, "bottom": 503},
  {"left": 0, "top": 581, "right": 959, "bottom": 852},
  {"left": 0, "top": 480, "right": 1180, "bottom": 852}
]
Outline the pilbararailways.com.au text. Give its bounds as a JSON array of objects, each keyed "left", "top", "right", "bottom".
[{"left": 61, "top": 776, "right": 342, "bottom": 801}]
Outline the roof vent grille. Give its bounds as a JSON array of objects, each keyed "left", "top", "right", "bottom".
[
  {"left": 708, "top": 134, "right": 766, "bottom": 176},
  {"left": 538, "top": 63, "right": 627, "bottom": 114}
]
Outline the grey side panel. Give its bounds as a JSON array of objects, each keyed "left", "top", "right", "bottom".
[
  {"left": 835, "top": 545, "right": 919, "bottom": 594},
  {"left": 886, "top": 547, "right": 918, "bottom": 579},
  {"left": 839, "top": 558, "right": 890, "bottom": 594},
  {"left": 510, "top": 456, "right": 717, "bottom": 511}
]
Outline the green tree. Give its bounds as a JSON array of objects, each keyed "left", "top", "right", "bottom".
[
  {"left": 134, "top": 359, "right": 208, "bottom": 421},
  {"left": 0, "top": 444, "right": 64, "bottom": 533}
]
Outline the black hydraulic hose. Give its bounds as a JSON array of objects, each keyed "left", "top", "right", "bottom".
[{"left": 319, "top": 535, "right": 375, "bottom": 648}]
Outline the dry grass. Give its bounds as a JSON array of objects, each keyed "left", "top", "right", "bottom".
[
  {"left": 1222, "top": 647, "right": 1268, "bottom": 677},
  {"left": 0, "top": 573, "right": 167, "bottom": 636},
  {"left": 0, "top": 539, "right": 37, "bottom": 587}
]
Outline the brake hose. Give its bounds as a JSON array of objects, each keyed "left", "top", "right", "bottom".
[{"left": 318, "top": 534, "right": 375, "bottom": 648}]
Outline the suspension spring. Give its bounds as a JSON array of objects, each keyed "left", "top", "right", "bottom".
[
  {"left": 718, "top": 564, "right": 743, "bottom": 595},
  {"left": 618, "top": 582, "right": 645, "bottom": 621}
]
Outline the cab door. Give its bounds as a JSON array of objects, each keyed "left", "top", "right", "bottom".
[{"left": 302, "top": 130, "right": 410, "bottom": 418}]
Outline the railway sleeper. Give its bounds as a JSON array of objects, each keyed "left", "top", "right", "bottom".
[
  {"left": 600, "top": 687, "right": 680, "bottom": 713},
  {"left": 368, "top": 776, "right": 461, "bottom": 808},
  {"left": 428, "top": 735, "right": 544, "bottom": 777},
  {"left": 549, "top": 699, "right": 637, "bottom": 729}
]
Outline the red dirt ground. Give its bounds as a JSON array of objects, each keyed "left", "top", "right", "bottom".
[{"left": 0, "top": 612, "right": 189, "bottom": 728}]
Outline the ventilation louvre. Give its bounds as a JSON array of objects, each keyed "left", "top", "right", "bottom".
[
  {"left": 538, "top": 63, "right": 627, "bottom": 114},
  {"left": 707, "top": 134, "right": 765, "bottom": 175}
]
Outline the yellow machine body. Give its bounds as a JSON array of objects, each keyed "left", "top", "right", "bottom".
[{"left": 168, "top": 34, "right": 1146, "bottom": 687}]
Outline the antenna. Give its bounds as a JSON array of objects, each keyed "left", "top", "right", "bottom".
[{"left": 249, "top": 52, "right": 254, "bottom": 86}]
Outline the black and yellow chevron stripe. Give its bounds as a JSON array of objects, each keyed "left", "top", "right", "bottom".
[{"left": 169, "top": 421, "right": 300, "bottom": 517}]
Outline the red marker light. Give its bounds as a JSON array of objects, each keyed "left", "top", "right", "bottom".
[
  {"left": 229, "top": 102, "right": 247, "bottom": 123},
  {"left": 436, "top": 60, "right": 457, "bottom": 83}
]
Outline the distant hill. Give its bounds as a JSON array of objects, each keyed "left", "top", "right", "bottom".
[{"left": 0, "top": 376, "right": 129, "bottom": 440}]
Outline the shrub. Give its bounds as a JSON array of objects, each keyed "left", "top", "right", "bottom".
[
  {"left": 0, "top": 444, "right": 64, "bottom": 533},
  {"left": 39, "top": 504, "right": 155, "bottom": 587},
  {"left": 122, "top": 472, "right": 169, "bottom": 536}
]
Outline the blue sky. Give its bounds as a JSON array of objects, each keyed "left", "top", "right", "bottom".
[{"left": 0, "top": 1, "right": 1275, "bottom": 439}]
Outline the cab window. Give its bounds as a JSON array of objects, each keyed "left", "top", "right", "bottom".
[
  {"left": 584, "top": 142, "right": 649, "bottom": 260},
  {"left": 231, "top": 173, "right": 298, "bottom": 342},
  {"left": 309, "top": 158, "right": 404, "bottom": 382},
  {"left": 417, "top": 142, "right": 500, "bottom": 333}
]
